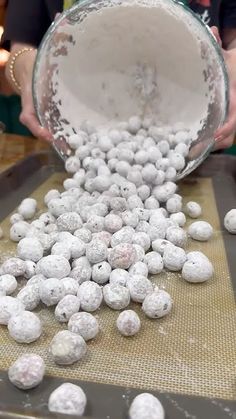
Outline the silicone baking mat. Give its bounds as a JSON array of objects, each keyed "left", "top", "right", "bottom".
[{"left": 0, "top": 157, "right": 235, "bottom": 405}]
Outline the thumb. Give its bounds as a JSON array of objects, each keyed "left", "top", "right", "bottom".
[{"left": 210, "top": 26, "right": 222, "bottom": 47}]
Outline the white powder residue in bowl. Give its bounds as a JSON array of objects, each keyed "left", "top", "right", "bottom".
[{"left": 36, "top": 0, "right": 226, "bottom": 145}]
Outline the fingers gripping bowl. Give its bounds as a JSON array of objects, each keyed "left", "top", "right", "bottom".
[{"left": 33, "top": 0, "right": 228, "bottom": 179}]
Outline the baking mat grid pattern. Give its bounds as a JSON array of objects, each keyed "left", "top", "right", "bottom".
[{"left": 0, "top": 174, "right": 235, "bottom": 400}]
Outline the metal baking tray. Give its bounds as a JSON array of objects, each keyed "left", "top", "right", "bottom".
[{"left": 0, "top": 151, "right": 235, "bottom": 419}]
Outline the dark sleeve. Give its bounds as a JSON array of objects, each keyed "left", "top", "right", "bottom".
[
  {"left": 220, "top": 0, "right": 236, "bottom": 29},
  {"left": 1, "top": 0, "right": 52, "bottom": 50}
]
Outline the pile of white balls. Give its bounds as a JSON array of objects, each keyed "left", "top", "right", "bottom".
[{"left": 0, "top": 116, "right": 235, "bottom": 417}]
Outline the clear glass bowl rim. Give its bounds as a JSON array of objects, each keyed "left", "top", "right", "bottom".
[{"left": 32, "top": 0, "right": 229, "bottom": 177}]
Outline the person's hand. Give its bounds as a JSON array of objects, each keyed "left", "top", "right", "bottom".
[
  {"left": 19, "top": 61, "right": 52, "bottom": 142},
  {"left": 211, "top": 26, "right": 236, "bottom": 150},
  {"left": 6, "top": 44, "right": 52, "bottom": 141}
]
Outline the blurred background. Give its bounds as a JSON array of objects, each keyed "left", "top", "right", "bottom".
[{"left": 0, "top": 1, "right": 30, "bottom": 136}]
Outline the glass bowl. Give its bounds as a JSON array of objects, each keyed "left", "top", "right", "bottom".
[{"left": 33, "top": 0, "right": 229, "bottom": 179}]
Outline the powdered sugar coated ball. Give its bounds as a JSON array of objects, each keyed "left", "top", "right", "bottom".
[
  {"left": 17, "top": 284, "right": 40, "bottom": 311},
  {"left": 8, "top": 311, "right": 42, "bottom": 343},
  {"left": 74, "top": 227, "right": 92, "bottom": 243},
  {"left": 71, "top": 257, "right": 92, "bottom": 284},
  {"left": 142, "top": 164, "right": 158, "bottom": 184},
  {"left": 132, "top": 244, "right": 145, "bottom": 262},
  {"left": 0, "top": 296, "right": 25, "bottom": 325},
  {"left": 27, "top": 274, "right": 45, "bottom": 288},
  {"left": 165, "top": 166, "right": 177, "bottom": 181},
  {"left": 108, "top": 243, "right": 136, "bottom": 269},
  {"left": 55, "top": 295, "right": 80, "bottom": 323},
  {"left": 44, "top": 189, "right": 60, "bottom": 206},
  {"left": 152, "top": 239, "right": 172, "bottom": 256},
  {"left": 169, "top": 212, "right": 186, "bottom": 227},
  {"left": 109, "top": 128, "right": 122, "bottom": 144},
  {"left": 86, "top": 215, "right": 105, "bottom": 233},
  {"left": 48, "top": 198, "right": 73, "bottom": 218},
  {"left": 144, "top": 252, "right": 163, "bottom": 275},
  {"left": 182, "top": 251, "right": 214, "bottom": 283},
  {"left": 67, "top": 131, "right": 87, "bottom": 149},
  {"left": 175, "top": 142, "right": 189, "bottom": 157},
  {"left": 39, "top": 212, "right": 56, "bottom": 226},
  {"left": 152, "top": 182, "right": 176, "bottom": 203},
  {"left": 132, "top": 232, "right": 150, "bottom": 252},
  {"left": 86, "top": 240, "right": 108, "bottom": 264},
  {"left": 103, "top": 284, "right": 130, "bottom": 310},
  {"left": 68, "top": 312, "right": 99, "bottom": 341},
  {"left": 156, "top": 158, "right": 170, "bottom": 172},
  {"left": 166, "top": 226, "right": 187, "bottom": 248},
  {"left": 51, "top": 242, "right": 71, "bottom": 260},
  {"left": 92, "top": 261, "right": 111, "bottom": 284},
  {"left": 127, "top": 194, "right": 143, "bottom": 210},
  {"left": 109, "top": 269, "right": 130, "bottom": 287},
  {"left": 37, "top": 255, "right": 70, "bottom": 279},
  {"left": 57, "top": 212, "right": 82, "bottom": 232},
  {"left": 18, "top": 198, "right": 37, "bottom": 220},
  {"left": 110, "top": 226, "right": 134, "bottom": 247},
  {"left": 144, "top": 196, "right": 159, "bottom": 210},
  {"left": 48, "top": 383, "right": 87, "bottom": 416},
  {"left": 127, "top": 275, "right": 153, "bottom": 303},
  {"left": 142, "top": 289, "right": 172, "bottom": 319},
  {"left": 163, "top": 245, "right": 187, "bottom": 271},
  {"left": 2, "top": 257, "right": 26, "bottom": 277},
  {"left": 49, "top": 330, "right": 87, "bottom": 365},
  {"left": 158, "top": 140, "right": 170, "bottom": 156},
  {"left": 17, "top": 237, "right": 43, "bottom": 262},
  {"left": 77, "top": 281, "right": 103, "bottom": 312},
  {"left": 133, "top": 208, "right": 150, "bottom": 222},
  {"left": 24, "top": 260, "right": 36, "bottom": 279},
  {"left": 129, "top": 393, "right": 165, "bottom": 419},
  {"left": 224, "top": 209, "right": 236, "bottom": 234},
  {"left": 37, "top": 232, "right": 56, "bottom": 253},
  {"left": 8, "top": 354, "right": 45, "bottom": 390},
  {"left": 127, "top": 169, "right": 143, "bottom": 186},
  {"left": 185, "top": 201, "right": 202, "bottom": 218},
  {"left": 0, "top": 274, "right": 17, "bottom": 295},
  {"left": 120, "top": 182, "right": 137, "bottom": 199},
  {"left": 129, "top": 261, "right": 148, "bottom": 277},
  {"left": 122, "top": 211, "right": 139, "bottom": 228},
  {"left": 137, "top": 185, "right": 150, "bottom": 201},
  {"left": 60, "top": 277, "right": 78, "bottom": 296},
  {"left": 63, "top": 178, "right": 79, "bottom": 190},
  {"left": 104, "top": 214, "right": 123, "bottom": 233},
  {"left": 92, "top": 231, "right": 111, "bottom": 247},
  {"left": 110, "top": 197, "right": 127, "bottom": 212},
  {"left": 128, "top": 116, "right": 142, "bottom": 134},
  {"left": 10, "top": 221, "right": 30, "bottom": 242},
  {"left": 166, "top": 196, "right": 182, "bottom": 213},
  {"left": 116, "top": 310, "right": 141, "bottom": 336},
  {"left": 188, "top": 221, "right": 213, "bottom": 241},
  {"left": 65, "top": 156, "right": 81, "bottom": 174},
  {"left": 70, "top": 237, "right": 86, "bottom": 259},
  {"left": 10, "top": 213, "right": 23, "bottom": 225},
  {"left": 169, "top": 152, "right": 185, "bottom": 171},
  {"left": 40, "top": 278, "right": 65, "bottom": 306}
]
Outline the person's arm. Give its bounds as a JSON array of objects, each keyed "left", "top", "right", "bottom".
[
  {"left": 5, "top": 43, "right": 51, "bottom": 141},
  {"left": 2, "top": 0, "right": 53, "bottom": 141},
  {"left": 213, "top": 0, "right": 236, "bottom": 149}
]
